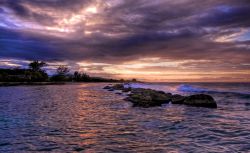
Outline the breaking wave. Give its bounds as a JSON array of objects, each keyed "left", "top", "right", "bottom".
[{"left": 178, "top": 84, "right": 250, "bottom": 97}]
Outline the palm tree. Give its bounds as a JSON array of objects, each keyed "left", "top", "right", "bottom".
[
  {"left": 29, "top": 61, "right": 46, "bottom": 72},
  {"left": 27, "top": 61, "right": 48, "bottom": 81}
]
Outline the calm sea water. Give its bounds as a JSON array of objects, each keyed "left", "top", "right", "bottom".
[{"left": 0, "top": 83, "right": 249, "bottom": 152}]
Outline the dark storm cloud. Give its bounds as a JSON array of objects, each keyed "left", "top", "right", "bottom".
[
  {"left": 0, "top": 0, "right": 94, "bottom": 26},
  {"left": 0, "top": 28, "right": 60, "bottom": 60},
  {"left": 2, "top": 0, "right": 29, "bottom": 16},
  {"left": 0, "top": 0, "right": 250, "bottom": 69},
  {"left": 0, "top": 0, "right": 93, "bottom": 11},
  {"left": 198, "top": 5, "right": 250, "bottom": 28}
]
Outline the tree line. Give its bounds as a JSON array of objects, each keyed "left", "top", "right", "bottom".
[{"left": 0, "top": 61, "right": 133, "bottom": 82}]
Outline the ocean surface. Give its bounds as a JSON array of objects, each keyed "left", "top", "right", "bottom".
[{"left": 0, "top": 83, "right": 249, "bottom": 152}]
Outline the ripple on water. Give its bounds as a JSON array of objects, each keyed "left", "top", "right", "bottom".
[{"left": 0, "top": 83, "right": 249, "bottom": 152}]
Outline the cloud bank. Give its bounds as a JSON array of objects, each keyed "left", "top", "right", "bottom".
[{"left": 0, "top": 0, "right": 249, "bottom": 81}]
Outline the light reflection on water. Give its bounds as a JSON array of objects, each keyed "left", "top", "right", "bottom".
[{"left": 0, "top": 83, "right": 249, "bottom": 152}]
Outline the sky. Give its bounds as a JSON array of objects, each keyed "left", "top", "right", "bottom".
[{"left": 0, "top": 0, "right": 250, "bottom": 82}]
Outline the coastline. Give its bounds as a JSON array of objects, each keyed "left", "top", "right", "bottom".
[
  {"left": 0, "top": 81, "right": 121, "bottom": 87},
  {"left": 0, "top": 82, "right": 67, "bottom": 86}
]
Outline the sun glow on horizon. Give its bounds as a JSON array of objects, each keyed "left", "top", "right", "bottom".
[
  {"left": 1, "top": 1, "right": 250, "bottom": 82},
  {"left": 85, "top": 6, "right": 98, "bottom": 14}
]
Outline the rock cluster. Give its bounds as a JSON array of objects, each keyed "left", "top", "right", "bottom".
[
  {"left": 126, "top": 88, "right": 172, "bottom": 107},
  {"left": 103, "top": 84, "right": 217, "bottom": 108}
]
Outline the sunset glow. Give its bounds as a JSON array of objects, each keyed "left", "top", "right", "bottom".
[
  {"left": 85, "top": 6, "right": 98, "bottom": 14},
  {"left": 1, "top": 2, "right": 250, "bottom": 152},
  {"left": 0, "top": 0, "right": 250, "bottom": 82}
]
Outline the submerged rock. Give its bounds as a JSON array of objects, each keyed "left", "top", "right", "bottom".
[
  {"left": 171, "top": 94, "right": 186, "bottom": 104},
  {"left": 184, "top": 94, "right": 217, "bottom": 108},
  {"left": 103, "top": 86, "right": 111, "bottom": 89}
]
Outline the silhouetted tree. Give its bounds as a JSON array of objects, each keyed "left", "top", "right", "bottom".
[
  {"left": 27, "top": 61, "right": 48, "bottom": 81},
  {"left": 0, "top": 61, "right": 48, "bottom": 82},
  {"left": 132, "top": 78, "right": 137, "bottom": 82},
  {"left": 81, "top": 72, "right": 90, "bottom": 80},
  {"left": 29, "top": 61, "right": 46, "bottom": 72},
  {"left": 74, "top": 71, "right": 81, "bottom": 81},
  {"left": 0, "top": 61, "right": 122, "bottom": 83},
  {"left": 72, "top": 71, "right": 91, "bottom": 82},
  {"left": 57, "top": 66, "right": 69, "bottom": 75},
  {"left": 50, "top": 66, "right": 70, "bottom": 82}
]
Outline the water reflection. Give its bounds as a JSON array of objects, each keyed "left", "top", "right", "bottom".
[{"left": 0, "top": 83, "right": 249, "bottom": 152}]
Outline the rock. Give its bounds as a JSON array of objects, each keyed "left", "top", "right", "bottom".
[
  {"left": 123, "top": 97, "right": 131, "bottom": 102},
  {"left": 127, "top": 88, "right": 172, "bottom": 107},
  {"left": 184, "top": 94, "right": 217, "bottom": 108},
  {"left": 111, "top": 84, "right": 218, "bottom": 109},
  {"left": 171, "top": 94, "right": 186, "bottom": 104},
  {"left": 115, "top": 92, "right": 122, "bottom": 95},
  {"left": 105, "top": 84, "right": 125, "bottom": 91},
  {"left": 103, "top": 86, "right": 111, "bottom": 89},
  {"left": 112, "top": 84, "right": 125, "bottom": 90},
  {"left": 122, "top": 87, "right": 132, "bottom": 92},
  {"left": 129, "top": 93, "right": 156, "bottom": 107},
  {"left": 74, "top": 147, "right": 84, "bottom": 152},
  {"left": 157, "top": 91, "right": 168, "bottom": 94},
  {"left": 151, "top": 92, "right": 172, "bottom": 103}
]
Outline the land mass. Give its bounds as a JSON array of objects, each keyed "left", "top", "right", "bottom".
[{"left": 0, "top": 61, "right": 136, "bottom": 85}]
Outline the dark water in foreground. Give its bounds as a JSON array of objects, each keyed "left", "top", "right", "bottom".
[{"left": 0, "top": 83, "right": 250, "bottom": 153}]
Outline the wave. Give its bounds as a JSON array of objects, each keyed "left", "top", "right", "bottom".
[
  {"left": 178, "top": 84, "right": 208, "bottom": 92},
  {"left": 125, "top": 83, "right": 160, "bottom": 90},
  {"left": 178, "top": 84, "right": 250, "bottom": 97},
  {"left": 125, "top": 83, "right": 250, "bottom": 98}
]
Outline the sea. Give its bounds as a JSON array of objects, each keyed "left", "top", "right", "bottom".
[{"left": 0, "top": 82, "right": 249, "bottom": 152}]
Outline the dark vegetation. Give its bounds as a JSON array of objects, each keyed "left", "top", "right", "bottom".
[
  {"left": 0, "top": 61, "right": 135, "bottom": 83},
  {"left": 0, "top": 61, "right": 48, "bottom": 82}
]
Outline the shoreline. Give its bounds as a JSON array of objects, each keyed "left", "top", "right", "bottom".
[
  {"left": 0, "top": 81, "right": 122, "bottom": 87},
  {"left": 1, "top": 81, "right": 247, "bottom": 87},
  {"left": 0, "top": 82, "right": 66, "bottom": 86}
]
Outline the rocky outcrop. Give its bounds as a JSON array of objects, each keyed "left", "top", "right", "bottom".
[
  {"left": 171, "top": 94, "right": 186, "bottom": 104},
  {"left": 122, "top": 87, "right": 132, "bottom": 93},
  {"left": 183, "top": 94, "right": 217, "bottom": 108},
  {"left": 103, "top": 86, "right": 112, "bottom": 89},
  {"left": 112, "top": 84, "right": 125, "bottom": 90},
  {"left": 127, "top": 88, "right": 172, "bottom": 107},
  {"left": 104, "top": 84, "right": 217, "bottom": 108}
]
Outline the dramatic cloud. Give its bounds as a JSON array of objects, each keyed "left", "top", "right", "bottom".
[{"left": 0, "top": 0, "right": 249, "bottom": 81}]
